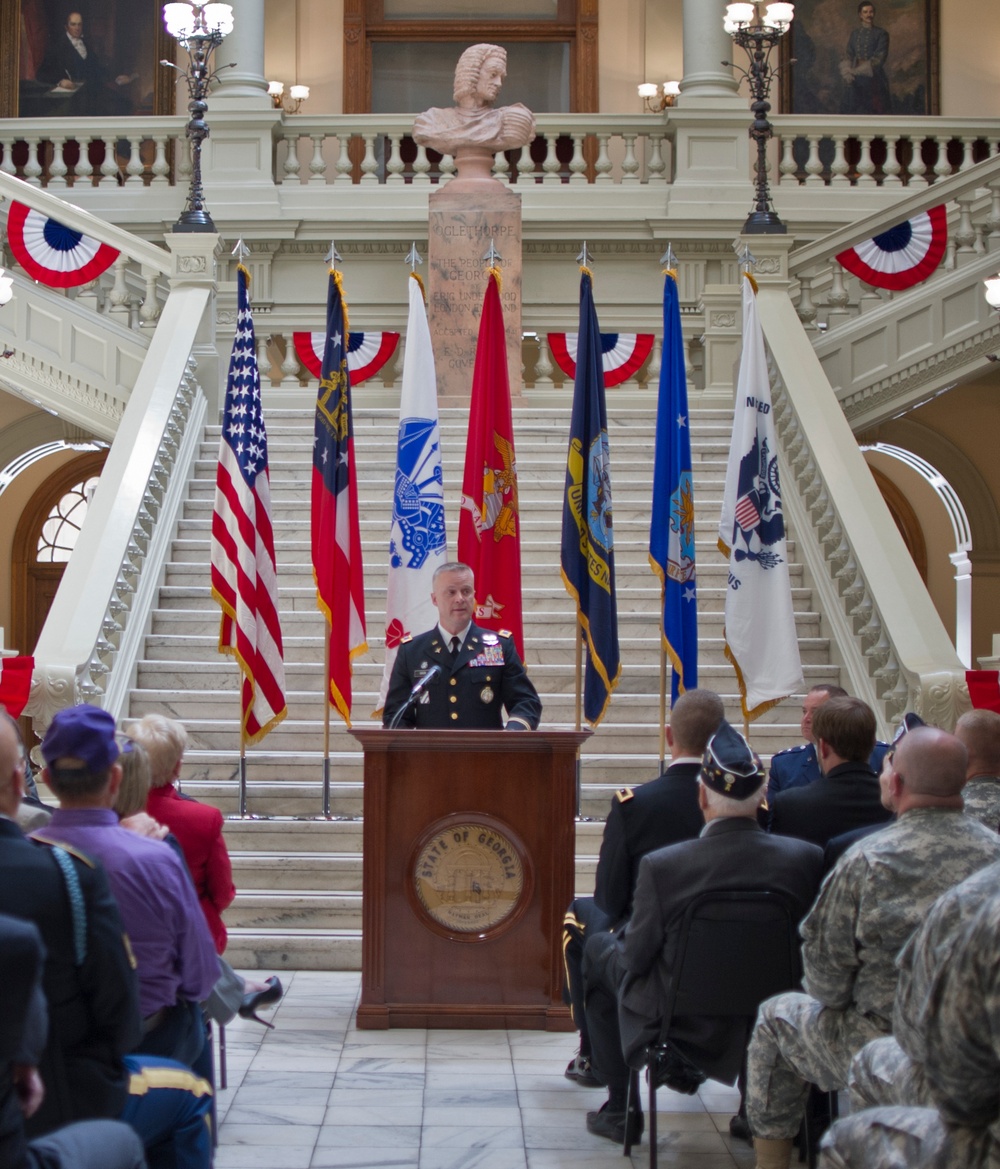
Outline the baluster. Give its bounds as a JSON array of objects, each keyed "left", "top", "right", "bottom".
[
  {"left": 108, "top": 256, "right": 130, "bottom": 319},
  {"left": 126, "top": 137, "right": 145, "bottom": 184},
  {"left": 99, "top": 137, "right": 119, "bottom": 187},
  {"left": 412, "top": 143, "right": 431, "bottom": 184},
  {"left": 594, "top": 134, "right": 613, "bottom": 182},
  {"left": 492, "top": 150, "right": 511, "bottom": 184},
  {"left": 0, "top": 139, "right": 16, "bottom": 178},
  {"left": 568, "top": 134, "right": 587, "bottom": 184},
  {"left": 804, "top": 135, "right": 824, "bottom": 185},
  {"left": 779, "top": 136, "right": 798, "bottom": 186},
  {"left": 139, "top": 267, "right": 160, "bottom": 330},
  {"left": 953, "top": 194, "right": 977, "bottom": 262},
  {"left": 646, "top": 336, "right": 662, "bottom": 387},
  {"left": 280, "top": 335, "right": 301, "bottom": 386},
  {"left": 439, "top": 154, "right": 456, "bottom": 183},
  {"left": 985, "top": 179, "right": 1000, "bottom": 251},
  {"left": 309, "top": 134, "right": 327, "bottom": 184},
  {"left": 533, "top": 334, "right": 554, "bottom": 389},
  {"left": 23, "top": 137, "right": 43, "bottom": 185},
  {"left": 646, "top": 133, "right": 666, "bottom": 184},
  {"left": 151, "top": 135, "right": 170, "bottom": 184},
  {"left": 48, "top": 136, "right": 68, "bottom": 188},
  {"left": 959, "top": 137, "right": 976, "bottom": 172},
  {"left": 933, "top": 139, "right": 952, "bottom": 184},
  {"left": 177, "top": 136, "right": 192, "bottom": 190},
  {"left": 335, "top": 136, "right": 354, "bottom": 185},
  {"left": 797, "top": 276, "right": 818, "bottom": 331},
  {"left": 516, "top": 145, "right": 535, "bottom": 185},
  {"left": 257, "top": 334, "right": 272, "bottom": 386},
  {"left": 620, "top": 133, "right": 639, "bottom": 183},
  {"left": 386, "top": 132, "right": 405, "bottom": 184},
  {"left": 826, "top": 266, "right": 852, "bottom": 328},
  {"left": 76, "top": 278, "right": 100, "bottom": 311},
  {"left": 283, "top": 133, "right": 302, "bottom": 183},
  {"left": 830, "top": 135, "right": 850, "bottom": 185},
  {"left": 882, "top": 137, "right": 902, "bottom": 185},
  {"left": 359, "top": 134, "right": 378, "bottom": 183},
  {"left": 541, "top": 132, "right": 562, "bottom": 184},
  {"left": 855, "top": 134, "right": 876, "bottom": 184},
  {"left": 909, "top": 137, "right": 932, "bottom": 186}
]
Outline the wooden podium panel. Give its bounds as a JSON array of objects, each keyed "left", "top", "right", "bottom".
[{"left": 351, "top": 729, "right": 588, "bottom": 1030}]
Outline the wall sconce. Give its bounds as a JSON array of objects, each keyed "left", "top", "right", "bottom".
[
  {"left": 638, "top": 80, "right": 680, "bottom": 112},
  {"left": 985, "top": 274, "right": 1000, "bottom": 361},
  {"left": 0, "top": 269, "right": 13, "bottom": 307},
  {"left": 268, "top": 81, "right": 310, "bottom": 114}
]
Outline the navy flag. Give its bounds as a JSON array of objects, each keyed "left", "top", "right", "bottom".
[
  {"left": 649, "top": 268, "right": 697, "bottom": 703},
  {"left": 560, "top": 268, "right": 621, "bottom": 726}
]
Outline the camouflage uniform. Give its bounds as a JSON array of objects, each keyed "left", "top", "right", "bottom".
[
  {"left": 962, "top": 775, "right": 1000, "bottom": 833},
  {"left": 849, "top": 860, "right": 1000, "bottom": 1111},
  {"left": 820, "top": 890, "right": 1000, "bottom": 1169},
  {"left": 747, "top": 808, "right": 1000, "bottom": 1140}
]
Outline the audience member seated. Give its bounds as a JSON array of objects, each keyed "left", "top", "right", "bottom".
[
  {"left": 34, "top": 705, "right": 219, "bottom": 1069},
  {"left": 767, "top": 684, "right": 889, "bottom": 803},
  {"left": 768, "top": 696, "right": 893, "bottom": 847},
  {"left": 580, "top": 721, "right": 824, "bottom": 1146},
  {"left": 819, "top": 885, "right": 1000, "bottom": 1169},
  {"left": 0, "top": 912, "right": 146, "bottom": 1169},
  {"left": 746, "top": 725, "right": 1000, "bottom": 1169},
  {"left": 955, "top": 708, "right": 1000, "bottom": 831},
  {"left": 0, "top": 709, "right": 214, "bottom": 1167},
  {"left": 562, "top": 688, "right": 723, "bottom": 1087}
]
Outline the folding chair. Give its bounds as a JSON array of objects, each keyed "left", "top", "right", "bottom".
[{"left": 623, "top": 890, "right": 802, "bottom": 1169}]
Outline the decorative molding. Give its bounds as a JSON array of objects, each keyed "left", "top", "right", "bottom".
[{"left": 710, "top": 312, "right": 736, "bottom": 328}]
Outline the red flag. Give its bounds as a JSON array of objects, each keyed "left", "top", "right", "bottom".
[
  {"left": 458, "top": 268, "right": 524, "bottom": 656},
  {"left": 967, "top": 670, "right": 1000, "bottom": 713},
  {"left": 210, "top": 266, "right": 287, "bottom": 744},
  {"left": 0, "top": 655, "right": 33, "bottom": 719},
  {"left": 312, "top": 269, "right": 367, "bottom": 725}
]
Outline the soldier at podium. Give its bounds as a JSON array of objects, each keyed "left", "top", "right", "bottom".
[{"left": 382, "top": 563, "right": 541, "bottom": 731}]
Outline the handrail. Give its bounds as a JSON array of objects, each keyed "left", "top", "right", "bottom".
[{"left": 0, "top": 171, "right": 170, "bottom": 273}]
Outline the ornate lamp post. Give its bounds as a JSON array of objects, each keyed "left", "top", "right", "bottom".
[
  {"left": 723, "top": 2, "right": 794, "bottom": 235},
  {"left": 162, "top": 1, "right": 235, "bottom": 233}
]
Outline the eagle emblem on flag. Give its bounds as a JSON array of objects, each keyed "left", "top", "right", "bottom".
[
  {"left": 461, "top": 432, "right": 518, "bottom": 543},
  {"left": 667, "top": 469, "right": 696, "bottom": 585},
  {"left": 732, "top": 435, "right": 785, "bottom": 568},
  {"left": 390, "top": 416, "right": 446, "bottom": 570}
]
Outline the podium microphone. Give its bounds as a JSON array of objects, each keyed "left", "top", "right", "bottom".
[{"left": 388, "top": 664, "right": 442, "bottom": 728}]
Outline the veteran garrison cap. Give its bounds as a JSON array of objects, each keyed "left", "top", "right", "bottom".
[
  {"left": 892, "top": 712, "right": 926, "bottom": 744},
  {"left": 700, "top": 719, "right": 765, "bottom": 800},
  {"left": 42, "top": 704, "right": 120, "bottom": 772}
]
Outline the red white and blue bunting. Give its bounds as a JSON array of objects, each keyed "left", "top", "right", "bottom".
[
  {"left": 293, "top": 330, "right": 400, "bottom": 386},
  {"left": 6, "top": 201, "right": 120, "bottom": 289},
  {"left": 835, "top": 206, "right": 947, "bottom": 292},
  {"left": 548, "top": 331, "right": 654, "bottom": 388}
]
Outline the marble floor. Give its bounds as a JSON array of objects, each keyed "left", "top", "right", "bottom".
[{"left": 215, "top": 971, "right": 756, "bottom": 1169}]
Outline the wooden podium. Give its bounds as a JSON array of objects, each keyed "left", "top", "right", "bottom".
[{"left": 351, "top": 728, "right": 589, "bottom": 1029}]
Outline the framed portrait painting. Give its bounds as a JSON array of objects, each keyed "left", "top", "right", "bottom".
[
  {"left": 781, "top": 0, "right": 939, "bottom": 117},
  {"left": 0, "top": 0, "right": 175, "bottom": 119}
]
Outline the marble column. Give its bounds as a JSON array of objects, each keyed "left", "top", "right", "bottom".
[
  {"left": 680, "top": 0, "right": 740, "bottom": 102},
  {"left": 211, "top": 0, "right": 270, "bottom": 108}
]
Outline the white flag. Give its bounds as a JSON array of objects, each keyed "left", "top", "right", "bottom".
[
  {"left": 718, "top": 273, "right": 803, "bottom": 721},
  {"left": 374, "top": 273, "right": 447, "bottom": 713}
]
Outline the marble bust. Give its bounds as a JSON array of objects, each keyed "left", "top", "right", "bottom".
[{"left": 413, "top": 44, "right": 536, "bottom": 160}]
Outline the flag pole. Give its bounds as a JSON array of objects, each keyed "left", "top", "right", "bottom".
[
  {"left": 238, "top": 738, "right": 247, "bottom": 817},
  {"left": 323, "top": 635, "right": 331, "bottom": 817},
  {"left": 659, "top": 649, "right": 667, "bottom": 768},
  {"left": 574, "top": 623, "right": 583, "bottom": 732}
]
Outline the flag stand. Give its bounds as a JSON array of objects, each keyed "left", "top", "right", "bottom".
[
  {"left": 238, "top": 742, "right": 247, "bottom": 818},
  {"left": 323, "top": 637, "right": 332, "bottom": 818},
  {"left": 658, "top": 649, "right": 668, "bottom": 768},
  {"left": 574, "top": 624, "right": 583, "bottom": 732}
]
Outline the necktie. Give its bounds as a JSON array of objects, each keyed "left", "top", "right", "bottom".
[{"left": 450, "top": 636, "right": 460, "bottom": 658}]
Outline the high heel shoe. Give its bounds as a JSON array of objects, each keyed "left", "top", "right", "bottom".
[{"left": 238, "top": 976, "right": 282, "bottom": 1028}]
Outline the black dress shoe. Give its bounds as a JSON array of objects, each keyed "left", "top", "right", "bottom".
[
  {"left": 586, "top": 1101, "right": 643, "bottom": 1145},
  {"left": 565, "top": 1053, "right": 601, "bottom": 1087},
  {"left": 729, "top": 1113, "right": 752, "bottom": 1142},
  {"left": 238, "top": 976, "right": 282, "bottom": 1028}
]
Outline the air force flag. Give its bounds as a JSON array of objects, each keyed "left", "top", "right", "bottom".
[{"left": 718, "top": 273, "right": 803, "bottom": 721}]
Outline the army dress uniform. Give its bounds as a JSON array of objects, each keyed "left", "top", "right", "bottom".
[
  {"left": 746, "top": 806, "right": 1000, "bottom": 1142},
  {"left": 382, "top": 622, "right": 541, "bottom": 730}
]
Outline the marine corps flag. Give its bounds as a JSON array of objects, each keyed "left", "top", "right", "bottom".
[
  {"left": 458, "top": 267, "right": 524, "bottom": 656},
  {"left": 560, "top": 267, "right": 621, "bottom": 727},
  {"left": 718, "top": 273, "right": 802, "bottom": 721},
  {"left": 312, "top": 268, "right": 368, "bottom": 726},
  {"left": 649, "top": 267, "right": 697, "bottom": 703},
  {"left": 376, "top": 273, "right": 447, "bottom": 714}
]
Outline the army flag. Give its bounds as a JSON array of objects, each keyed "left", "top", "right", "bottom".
[
  {"left": 649, "top": 268, "right": 697, "bottom": 703},
  {"left": 560, "top": 267, "right": 621, "bottom": 727},
  {"left": 312, "top": 268, "right": 367, "bottom": 726},
  {"left": 0, "top": 654, "right": 34, "bottom": 719},
  {"left": 458, "top": 267, "right": 524, "bottom": 656},
  {"left": 375, "top": 273, "right": 447, "bottom": 713},
  {"left": 211, "top": 265, "right": 287, "bottom": 744},
  {"left": 718, "top": 273, "right": 802, "bottom": 721}
]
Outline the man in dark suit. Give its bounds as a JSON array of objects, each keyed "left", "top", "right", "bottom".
[
  {"left": 36, "top": 12, "right": 135, "bottom": 117},
  {"left": 768, "top": 696, "right": 893, "bottom": 847},
  {"left": 382, "top": 562, "right": 541, "bottom": 730},
  {"left": 562, "top": 688, "right": 724, "bottom": 1085},
  {"left": 581, "top": 722, "right": 825, "bottom": 1144}
]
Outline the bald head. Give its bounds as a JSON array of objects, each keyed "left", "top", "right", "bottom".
[
  {"left": 0, "top": 711, "right": 25, "bottom": 817},
  {"left": 893, "top": 726, "right": 968, "bottom": 800},
  {"left": 955, "top": 709, "right": 1000, "bottom": 779}
]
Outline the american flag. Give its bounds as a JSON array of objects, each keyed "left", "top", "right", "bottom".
[
  {"left": 312, "top": 269, "right": 367, "bottom": 726},
  {"left": 210, "top": 266, "right": 287, "bottom": 743}
]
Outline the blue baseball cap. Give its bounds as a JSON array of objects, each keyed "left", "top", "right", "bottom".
[{"left": 42, "top": 705, "right": 120, "bottom": 772}]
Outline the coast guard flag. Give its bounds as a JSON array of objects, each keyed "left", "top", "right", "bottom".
[
  {"left": 312, "top": 269, "right": 367, "bottom": 726},
  {"left": 375, "top": 273, "right": 447, "bottom": 713},
  {"left": 458, "top": 268, "right": 524, "bottom": 656},
  {"left": 718, "top": 273, "right": 802, "bottom": 721},
  {"left": 649, "top": 268, "right": 697, "bottom": 703},
  {"left": 561, "top": 268, "right": 621, "bottom": 726},
  {"left": 210, "top": 266, "right": 287, "bottom": 743},
  {"left": 0, "top": 655, "right": 34, "bottom": 719}
]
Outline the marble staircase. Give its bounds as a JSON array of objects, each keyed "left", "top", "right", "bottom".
[{"left": 126, "top": 404, "right": 840, "bottom": 970}]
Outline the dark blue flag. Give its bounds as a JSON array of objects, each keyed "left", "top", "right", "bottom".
[
  {"left": 649, "top": 269, "right": 697, "bottom": 703},
  {"left": 560, "top": 268, "right": 621, "bottom": 726}
]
